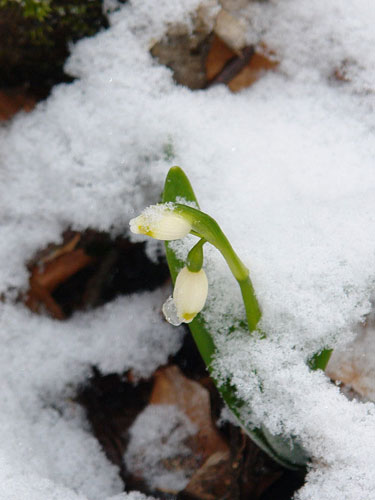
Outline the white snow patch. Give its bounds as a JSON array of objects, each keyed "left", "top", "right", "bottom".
[
  {"left": 124, "top": 405, "right": 197, "bottom": 492},
  {"left": 0, "top": 291, "right": 183, "bottom": 499},
  {"left": 109, "top": 493, "right": 156, "bottom": 500},
  {"left": 327, "top": 308, "right": 375, "bottom": 401}
]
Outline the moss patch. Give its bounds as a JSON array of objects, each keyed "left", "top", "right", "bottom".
[{"left": 0, "top": 0, "right": 111, "bottom": 96}]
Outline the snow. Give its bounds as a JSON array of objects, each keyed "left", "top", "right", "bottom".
[
  {"left": 0, "top": 292, "right": 182, "bottom": 499},
  {"left": 327, "top": 310, "right": 375, "bottom": 402},
  {"left": 124, "top": 404, "right": 197, "bottom": 492},
  {"left": 109, "top": 494, "right": 155, "bottom": 500},
  {"left": 1, "top": 0, "right": 375, "bottom": 498}
]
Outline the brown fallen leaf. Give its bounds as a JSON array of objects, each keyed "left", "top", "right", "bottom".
[
  {"left": 26, "top": 235, "right": 94, "bottom": 319},
  {"left": 41, "top": 233, "right": 81, "bottom": 263},
  {"left": 29, "top": 248, "right": 93, "bottom": 292},
  {"left": 25, "top": 281, "right": 65, "bottom": 320},
  {"left": 150, "top": 365, "right": 228, "bottom": 460},
  {"left": 183, "top": 450, "right": 234, "bottom": 500},
  {"left": 0, "top": 88, "right": 36, "bottom": 120},
  {"left": 27, "top": 231, "right": 81, "bottom": 267},
  {"left": 229, "top": 48, "right": 278, "bottom": 92},
  {"left": 326, "top": 316, "right": 375, "bottom": 401},
  {"left": 206, "top": 36, "right": 278, "bottom": 92},
  {"left": 206, "top": 35, "right": 244, "bottom": 82}
]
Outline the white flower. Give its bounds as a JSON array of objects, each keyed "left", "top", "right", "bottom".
[
  {"left": 173, "top": 267, "right": 208, "bottom": 323},
  {"left": 129, "top": 204, "right": 191, "bottom": 240}
]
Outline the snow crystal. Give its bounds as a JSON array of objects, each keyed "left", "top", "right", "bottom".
[{"left": 1, "top": 0, "right": 375, "bottom": 498}]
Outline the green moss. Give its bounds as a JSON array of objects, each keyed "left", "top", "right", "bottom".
[
  {"left": 0, "top": 0, "right": 52, "bottom": 21},
  {"left": 0, "top": 0, "right": 110, "bottom": 95}
]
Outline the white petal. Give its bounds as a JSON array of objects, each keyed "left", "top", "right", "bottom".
[
  {"left": 173, "top": 267, "right": 208, "bottom": 323},
  {"left": 129, "top": 215, "right": 144, "bottom": 234},
  {"left": 129, "top": 205, "right": 191, "bottom": 240},
  {"left": 152, "top": 212, "right": 192, "bottom": 240}
]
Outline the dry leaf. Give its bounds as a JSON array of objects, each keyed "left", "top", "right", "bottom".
[
  {"left": 25, "top": 282, "right": 65, "bottom": 320},
  {"left": 150, "top": 365, "right": 228, "bottom": 460},
  {"left": 184, "top": 450, "right": 234, "bottom": 500},
  {"left": 229, "top": 49, "right": 278, "bottom": 92},
  {"left": 206, "top": 36, "right": 278, "bottom": 92},
  {"left": 0, "top": 89, "right": 36, "bottom": 120},
  {"left": 26, "top": 237, "right": 94, "bottom": 319},
  {"left": 327, "top": 316, "right": 375, "bottom": 401},
  {"left": 41, "top": 233, "right": 81, "bottom": 263},
  {"left": 30, "top": 249, "right": 94, "bottom": 292},
  {"left": 206, "top": 35, "right": 235, "bottom": 81}
]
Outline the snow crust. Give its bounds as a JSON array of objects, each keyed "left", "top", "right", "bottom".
[{"left": 1, "top": 0, "right": 375, "bottom": 498}]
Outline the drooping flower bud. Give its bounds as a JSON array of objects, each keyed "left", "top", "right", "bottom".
[
  {"left": 129, "top": 204, "right": 192, "bottom": 240},
  {"left": 173, "top": 266, "right": 208, "bottom": 323}
]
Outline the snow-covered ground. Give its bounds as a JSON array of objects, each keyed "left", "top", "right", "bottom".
[{"left": 1, "top": 0, "right": 375, "bottom": 498}]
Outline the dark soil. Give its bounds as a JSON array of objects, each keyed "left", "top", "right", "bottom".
[
  {"left": 52, "top": 230, "right": 169, "bottom": 317},
  {"left": 0, "top": 0, "right": 110, "bottom": 99}
]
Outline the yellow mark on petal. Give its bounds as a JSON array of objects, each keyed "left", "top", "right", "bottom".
[
  {"left": 182, "top": 312, "right": 196, "bottom": 322},
  {"left": 135, "top": 222, "right": 152, "bottom": 236}
]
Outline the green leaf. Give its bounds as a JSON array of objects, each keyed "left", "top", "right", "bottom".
[
  {"left": 309, "top": 348, "right": 332, "bottom": 371},
  {"left": 162, "top": 166, "right": 308, "bottom": 470}
]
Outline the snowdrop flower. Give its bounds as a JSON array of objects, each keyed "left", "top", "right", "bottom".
[
  {"left": 173, "top": 266, "right": 208, "bottom": 323},
  {"left": 129, "top": 204, "right": 191, "bottom": 240}
]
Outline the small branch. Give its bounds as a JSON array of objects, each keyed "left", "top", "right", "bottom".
[{"left": 205, "top": 45, "right": 255, "bottom": 88}]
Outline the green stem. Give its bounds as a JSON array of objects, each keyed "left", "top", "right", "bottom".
[
  {"left": 174, "top": 203, "right": 262, "bottom": 333},
  {"left": 187, "top": 238, "right": 205, "bottom": 272},
  {"left": 239, "top": 277, "right": 262, "bottom": 333}
]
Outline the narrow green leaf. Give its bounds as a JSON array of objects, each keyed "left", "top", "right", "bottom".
[{"left": 309, "top": 348, "right": 332, "bottom": 371}]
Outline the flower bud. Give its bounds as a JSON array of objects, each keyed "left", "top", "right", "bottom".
[
  {"left": 129, "top": 204, "right": 192, "bottom": 240},
  {"left": 173, "top": 267, "right": 208, "bottom": 323}
]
